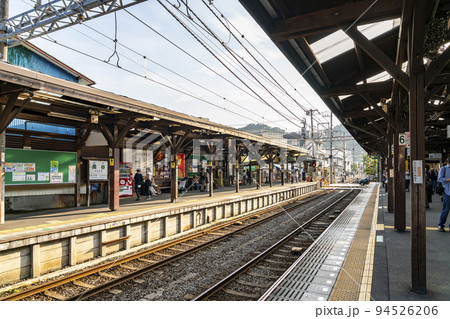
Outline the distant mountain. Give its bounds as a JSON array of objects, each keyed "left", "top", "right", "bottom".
[{"left": 238, "top": 123, "right": 286, "bottom": 135}]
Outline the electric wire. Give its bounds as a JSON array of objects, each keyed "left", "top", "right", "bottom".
[
  {"left": 157, "top": 0, "right": 304, "bottom": 131},
  {"left": 209, "top": 2, "right": 330, "bottom": 123},
  {"left": 172, "top": 0, "right": 306, "bottom": 125},
  {"left": 40, "top": 35, "right": 258, "bottom": 124}
]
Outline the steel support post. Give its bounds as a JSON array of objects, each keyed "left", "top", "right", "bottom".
[{"left": 0, "top": 0, "right": 8, "bottom": 224}]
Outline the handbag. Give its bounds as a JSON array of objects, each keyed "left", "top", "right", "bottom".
[{"left": 436, "top": 183, "right": 445, "bottom": 195}]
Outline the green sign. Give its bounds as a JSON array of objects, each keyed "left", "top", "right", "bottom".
[{"left": 4, "top": 148, "right": 77, "bottom": 185}]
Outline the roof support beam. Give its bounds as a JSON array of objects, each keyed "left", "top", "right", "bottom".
[
  {"left": 271, "top": 0, "right": 402, "bottom": 41},
  {"left": 342, "top": 25, "right": 410, "bottom": 91},
  {"left": 424, "top": 45, "right": 450, "bottom": 87},
  {"left": 344, "top": 122, "right": 382, "bottom": 139},
  {"left": 0, "top": 91, "right": 33, "bottom": 134},
  {"left": 320, "top": 80, "right": 393, "bottom": 98},
  {"left": 360, "top": 93, "right": 397, "bottom": 129}
]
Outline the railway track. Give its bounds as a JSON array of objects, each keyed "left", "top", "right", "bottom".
[
  {"left": 1, "top": 189, "right": 333, "bottom": 301},
  {"left": 193, "top": 190, "right": 357, "bottom": 301}
]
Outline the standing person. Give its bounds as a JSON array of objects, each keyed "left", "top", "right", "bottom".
[
  {"left": 437, "top": 156, "right": 450, "bottom": 232},
  {"left": 405, "top": 171, "right": 410, "bottom": 192},
  {"left": 200, "top": 169, "right": 206, "bottom": 192},
  {"left": 425, "top": 165, "right": 432, "bottom": 209},
  {"left": 144, "top": 172, "right": 151, "bottom": 200},
  {"left": 133, "top": 169, "right": 143, "bottom": 201},
  {"left": 430, "top": 168, "right": 438, "bottom": 191}
]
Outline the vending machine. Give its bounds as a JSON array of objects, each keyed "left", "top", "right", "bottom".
[{"left": 119, "top": 162, "right": 133, "bottom": 197}]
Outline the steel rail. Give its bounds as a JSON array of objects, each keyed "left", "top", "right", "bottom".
[
  {"left": 1, "top": 190, "right": 327, "bottom": 301},
  {"left": 192, "top": 190, "right": 355, "bottom": 301}
]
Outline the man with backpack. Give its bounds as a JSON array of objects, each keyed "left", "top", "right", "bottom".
[{"left": 437, "top": 156, "right": 450, "bottom": 232}]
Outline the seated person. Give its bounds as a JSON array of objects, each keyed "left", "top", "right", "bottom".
[
  {"left": 192, "top": 175, "right": 200, "bottom": 190},
  {"left": 150, "top": 177, "right": 161, "bottom": 194}
]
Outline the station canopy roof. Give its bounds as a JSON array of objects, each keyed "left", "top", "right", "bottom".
[
  {"left": 0, "top": 61, "right": 308, "bottom": 156},
  {"left": 238, "top": 0, "right": 450, "bottom": 156}
]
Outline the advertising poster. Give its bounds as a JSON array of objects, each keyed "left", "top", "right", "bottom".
[
  {"left": 177, "top": 153, "right": 186, "bottom": 178},
  {"left": 23, "top": 163, "right": 36, "bottom": 172},
  {"left": 5, "top": 163, "right": 23, "bottom": 172},
  {"left": 38, "top": 172, "right": 50, "bottom": 181},
  {"left": 26, "top": 174, "right": 36, "bottom": 181},
  {"left": 50, "top": 172, "right": 63, "bottom": 183},
  {"left": 50, "top": 161, "right": 59, "bottom": 173}
]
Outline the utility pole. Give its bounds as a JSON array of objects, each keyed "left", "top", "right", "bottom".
[
  {"left": 0, "top": 0, "right": 9, "bottom": 224},
  {"left": 327, "top": 112, "right": 334, "bottom": 184},
  {"left": 306, "top": 110, "right": 316, "bottom": 158}
]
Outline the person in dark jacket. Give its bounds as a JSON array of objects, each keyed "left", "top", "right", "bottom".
[{"left": 134, "top": 169, "right": 143, "bottom": 200}]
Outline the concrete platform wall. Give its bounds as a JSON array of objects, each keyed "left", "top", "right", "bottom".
[{"left": 0, "top": 183, "right": 318, "bottom": 285}]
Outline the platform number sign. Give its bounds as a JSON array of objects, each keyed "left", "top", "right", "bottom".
[
  {"left": 399, "top": 133, "right": 406, "bottom": 145},
  {"left": 399, "top": 132, "right": 410, "bottom": 147}
]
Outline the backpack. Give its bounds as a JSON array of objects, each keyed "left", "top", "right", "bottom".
[{"left": 436, "top": 167, "right": 446, "bottom": 195}]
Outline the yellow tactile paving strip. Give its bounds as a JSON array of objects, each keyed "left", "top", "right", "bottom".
[
  {"left": 328, "top": 184, "right": 379, "bottom": 301},
  {"left": 384, "top": 225, "right": 440, "bottom": 231},
  {"left": 0, "top": 185, "right": 309, "bottom": 236}
]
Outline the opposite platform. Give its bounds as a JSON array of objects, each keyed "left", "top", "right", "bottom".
[{"left": 0, "top": 182, "right": 319, "bottom": 285}]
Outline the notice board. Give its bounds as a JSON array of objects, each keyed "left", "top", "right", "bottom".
[{"left": 4, "top": 148, "right": 77, "bottom": 185}]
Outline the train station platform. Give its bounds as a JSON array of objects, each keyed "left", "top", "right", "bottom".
[
  {"left": 261, "top": 183, "right": 450, "bottom": 301},
  {"left": 0, "top": 181, "right": 320, "bottom": 286}
]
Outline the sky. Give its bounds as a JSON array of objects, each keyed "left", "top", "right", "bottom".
[{"left": 10, "top": 0, "right": 338, "bottom": 133}]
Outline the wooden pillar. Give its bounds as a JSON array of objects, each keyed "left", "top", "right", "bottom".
[
  {"left": 209, "top": 164, "right": 213, "bottom": 197},
  {"left": 269, "top": 161, "right": 273, "bottom": 187},
  {"left": 256, "top": 165, "right": 261, "bottom": 189},
  {"left": 109, "top": 148, "right": 120, "bottom": 211},
  {"left": 75, "top": 149, "right": 81, "bottom": 207},
  {"left": 408, "top": 1, "right": 426, "bottom": 294},
  {"left": 394, "top": 131, "right": 406, "bottom": 231},
  {"left": 387, "top": 135, "right": 394, "bottom": 213},
  {"left": 170, "top": 154, "right": 178, "bottom": 202},
  {"left": 235, "top": 165, "right": 239, "bottom": 193}
]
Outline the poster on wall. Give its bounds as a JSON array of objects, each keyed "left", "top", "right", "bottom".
[
  {"left": 50, "top": 172, "right": 63, "bottom": 183},
  {"left": 38, "top": 172, "right": 50, "bottom": 181},
  {"left": 26, "top": 174, "right": 36, "bottom": 181},
  {"left": 68, "top": 165, "right": 76, "bottom": 183},
  {"left": 50, "top": 161, "right": 59, "bottom": 173},
  {"left": 89, "top": 160, "right": 108, "bottom": 180},
  {"left": 191, "top": 158, "right": 198, "bottom": 173},
  {"left": 5, "top": 163, "right": 23, "bottom": 172},
  {"left": 12, "top": 172, "right": 26, "bottom": 182},
  {"left": 23, "top": 163, "right": 36, "bottom": 172},
  {"left": 177, "top": 153, "right": 186, "bottom": 178}
]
